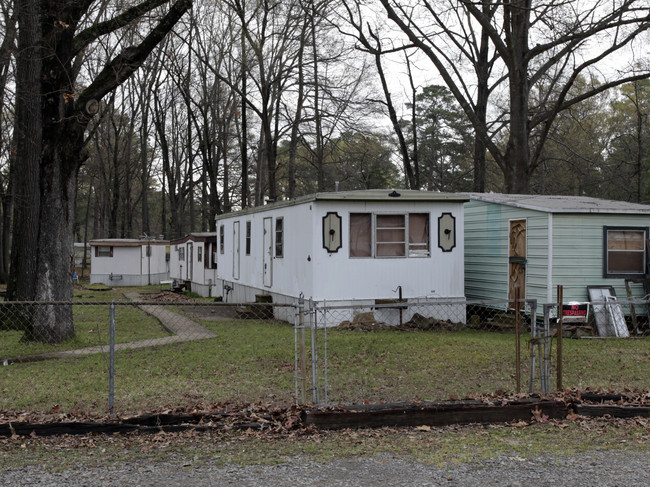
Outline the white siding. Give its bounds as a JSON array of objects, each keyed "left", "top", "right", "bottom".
[
  {"left": 90, "top": 242, "right": 169, "bottom": 286},
  {"left": 215, "top": 198, "right": 465, "bottom": 304},
  {"left": 311, "top": 200, "right": 465, "bottom": 301}
]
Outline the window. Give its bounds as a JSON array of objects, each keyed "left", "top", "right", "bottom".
[
  {"left": 246, "top": 221, "right": 251, "bottom": 255},
  {"left": 350, "top": 213, "right": 372, "bottom": 257},
  {"left": 275, "top": 217, "right": 284, "bottom": 258},
  {"left": 350, "top": 213, "right": 430, "bottom": 258},
  {"left": 179, "top": 247, "right": 185, "bottom": 261},
  {"left": 197, "top": 246, "right": 202, "bottom": 262},
  {"left": 95, "top": 246, "right": 113, "bottom": 257},
  {"left": 211, "top": 242, "right": 217, "bottom": 269},
  {"left": 409, "top": 213, "right": 430, "bottom": 256},
  {"left": 604, "top": 227, "right": 647, "bottom": 277},
  {"left": 219, "top": 225, "right": 224, "bottom": 254},
  {"left": 376, "top": 215, "right": 406, "bottom": 256}
]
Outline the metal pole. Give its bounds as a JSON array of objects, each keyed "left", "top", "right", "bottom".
[
  {"left": 528, "top": 300, "right": 537, "bottom": 393},
  {"left": 542, "top": 304, "right": 552, "bottom": 394},
  {"left": 557, "top": 285, "right": 564, "bottom": 391},
  {"left": 323, "top": 301, "right": 328, "bottom": 405},
  {"left": 294, "top": 301, "right": 299, "bottom": 406},
  {"left": 299, "top": 295, "right": 306, "bottom": 405},
  {"left": 515, "top": 288, "right": 521, "bottom": 394},
  {"left": 109, "top": 301, "right": 115, "bottom": 414},
  {"left": 310, "top": 299, "right": 319, "bottom": 405}
]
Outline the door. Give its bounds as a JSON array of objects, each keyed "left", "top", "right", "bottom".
[
  {"left": 508, "top": 219, "right": 526, "bottom": 304},
  {"left": 233, "top": 221, "right": 241, "bottom": 280},
  {"left": 187, "top": 243, "right": 193, "bottom": 281},
  {"left": 263, "top": 217, "right": 273, "bottom": 287}
]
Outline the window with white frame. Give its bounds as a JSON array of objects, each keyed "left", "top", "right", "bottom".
[
  {"left": 604, "top": 227, "right": 647, "bottom": 277},
  {"left": 350, "top": 213, "right": 430, "bottom": 258}
]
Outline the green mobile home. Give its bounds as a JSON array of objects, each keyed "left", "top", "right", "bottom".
[{"left": 465, "top": 194, "right": 650, "bottom": 304}]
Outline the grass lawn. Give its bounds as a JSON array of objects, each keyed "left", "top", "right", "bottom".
[{"left": 1, "top": 307, "right": 648, "bottom": 414}]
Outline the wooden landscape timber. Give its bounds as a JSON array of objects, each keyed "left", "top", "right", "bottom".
[
  {"left": 300, "top": 399, "right": 568, "bottom": 429},
  {"left": 2, "top": 393, "right": 649, "bottom": 437}
]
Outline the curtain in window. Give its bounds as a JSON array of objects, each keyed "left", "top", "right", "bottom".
[
  {"left": 350, "top": 213, "right": 371, "bottom": 257},
  {"left": 376, "top": 215, "right": 405, "bottom": 256},
  {"left": 408, "top": 213, "right": 429, "bottom": 256}
]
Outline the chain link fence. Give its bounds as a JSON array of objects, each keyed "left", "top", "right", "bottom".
[
  {"left": 1, "top": 293, "right": 648, "bottom": 415},
  {"left": 296, "top": 298, "right": 539, "bottom": 406}
]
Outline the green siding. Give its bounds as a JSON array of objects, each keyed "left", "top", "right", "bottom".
[
  {"left": 465, "top": 201, "right": 549, "bottom": 301},
  {"left": 552, "top": 214, "right": 650, "bottom": 302},
  {"left": 465, "top": 201, "right": 650, "bottom": 303}
]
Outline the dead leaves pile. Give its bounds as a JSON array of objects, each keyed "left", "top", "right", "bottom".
[{"left": 1, "top": 389, "right": 649, "bottom": 449}]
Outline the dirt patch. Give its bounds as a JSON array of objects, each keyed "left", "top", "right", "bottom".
[
  {"left": 182, "top": 305, "right": 241, "bottom": 321},
  {"left": 142, "top": 291, "right": 196, "bottom": 303},
  {"left": 335, "top": 312, "right": 462, "bottom": 332}
]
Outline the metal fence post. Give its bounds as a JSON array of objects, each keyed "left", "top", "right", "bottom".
[
  {"left": 515, "top": 288, "right": 521, "bottom": 393},
  {"left": 310, "top": 299, "right": 319, "bottom": 405},
  {"left": 541, "top": 303, "right": 553, "bottom": 394},
  {"left": 109, "top": 301, "right": 115, "bottom": 414},
  {"left": 298, "top": 294, "right": 307, "bottom": 404},
  {"left": 323, "top": 300, "right": 328, "bottom": 406},
  {"left": 556, "top": 285, "right": 564, "bottom": 391}
]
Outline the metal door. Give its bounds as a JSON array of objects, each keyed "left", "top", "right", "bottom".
[{"left": 263, "top": 217, "right": 273, "bottom": 287}]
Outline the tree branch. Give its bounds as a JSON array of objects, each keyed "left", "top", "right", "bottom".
[
  {"left": 72, "top": 0, "right": 173, "bottom": 55},
  {"left": 75, "top": 0, "right": 192, "bottom": 117}
]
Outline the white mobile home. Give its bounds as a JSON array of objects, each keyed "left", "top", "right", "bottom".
[
  {"left": 465, "top": 194, "right": 650, "bottom": 304},
  {"left": 89, "top": 239, "right": 170, "bottom": 286},
  {"left": 214, "top": 190, "right": 468, "bottom": 322},
  {"left": 169, "top": 233, "right": 219, "bottom": 297}
]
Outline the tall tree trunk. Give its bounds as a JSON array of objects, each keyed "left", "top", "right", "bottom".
[
  {"left": 503, "top": 0, "right": 531, "bottom": 194},
  {"left": 288, "top": 22, "right": 307, "bottom": 199},
  {"left": 472, "top": 3, "right": 492, "bottom": 193},
  {"left": 240, "top": 4, "right": 249, "bottom": 208},
  {"left": 310, "top": 5, "right": 324, "bottom": 192},
  {"left": 8, "top": 0, "right": 42, "bottom": 303}
]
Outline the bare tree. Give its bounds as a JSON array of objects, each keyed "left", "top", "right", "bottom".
[{"left": 377, "top": 0, "right": 650, "bottom": 193}]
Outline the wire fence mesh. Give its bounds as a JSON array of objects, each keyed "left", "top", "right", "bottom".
[{"left": 1, "top": 294, "right": 648, "bottom": 415}]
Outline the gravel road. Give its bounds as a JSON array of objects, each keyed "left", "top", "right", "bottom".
[{"left": 3, "top": 450, "right": 649, "bottom": 486}]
